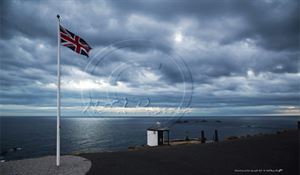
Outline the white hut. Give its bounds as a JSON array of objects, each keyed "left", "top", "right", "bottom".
[{"left": 147, "top": 122, "right": 170, "bottom": 146}]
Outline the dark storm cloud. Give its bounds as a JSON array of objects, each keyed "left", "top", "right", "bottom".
[
  {"left": 0, "top": 0, "right": 55, "bottom": 42},
  {"left": 230, "top": 0, "right": 299, "bottom": 51},
  {"left": 1, "top": 0, "right": 171, "bottom": 49},
  {"left": 108, "top": 0, "right": 299, "bottom": 51},
  {"left": 185, "top": 47, "right": 299, "bottom": 86},
  {"left": 2, "top": 0, "right": 298, "bottom": 50},
  {"left": 0, "top": 0, "right": 299, "bottom": 116}
]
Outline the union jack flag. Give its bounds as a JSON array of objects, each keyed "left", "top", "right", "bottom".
[{"left": 60, "top": 25, "right": 92, "bottom": 57}]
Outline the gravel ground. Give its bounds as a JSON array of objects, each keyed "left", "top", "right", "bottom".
[{"left": 0, "top": 155, "right": 91, "bottom": 175}]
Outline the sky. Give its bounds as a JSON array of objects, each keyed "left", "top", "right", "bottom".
[{"left": 0, "top": 0, "right": 299, "bottom": 117}]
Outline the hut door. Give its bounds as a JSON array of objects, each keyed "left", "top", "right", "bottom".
[{"left": 158, "top": 131, "right": 164, "bottom": 145}]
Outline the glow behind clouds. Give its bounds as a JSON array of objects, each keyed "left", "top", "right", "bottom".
[{"left": 0, "top": 0, "right": 299, "bottom": 116}]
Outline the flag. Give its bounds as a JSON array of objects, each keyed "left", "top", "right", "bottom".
[{"left": 60, "top": 25, "right": 92, "bottom": 57}]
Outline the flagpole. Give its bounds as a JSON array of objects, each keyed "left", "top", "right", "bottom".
[{"left": 56, "top": 14, "right": 61, "bottom": 167}]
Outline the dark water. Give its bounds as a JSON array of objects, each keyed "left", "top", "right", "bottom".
[{"left": 0, "top": 116, "right": 299, "bottom": 161}]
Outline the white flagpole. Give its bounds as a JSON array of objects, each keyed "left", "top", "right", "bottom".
[{"left": 56, "top": 14, "right": 61, "bottom": 167}]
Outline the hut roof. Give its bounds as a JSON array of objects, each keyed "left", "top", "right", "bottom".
[{"left": 147, "top": 122, "right": 169, "bottom": 131}]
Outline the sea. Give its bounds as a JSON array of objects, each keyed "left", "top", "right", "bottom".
[{"left": 0, "top": 116, "right": 299, "bottom": 161}]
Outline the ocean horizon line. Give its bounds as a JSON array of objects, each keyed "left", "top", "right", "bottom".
[{"left": 1, "top": 115, "right": 299, "bottom": 118}]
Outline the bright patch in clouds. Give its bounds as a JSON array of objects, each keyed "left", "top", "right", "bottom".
[
  {"left": 1, "top": 0, "right": 299, "bottom": 116},
  {"left": 174, "top": 31, "right": 183, "bottom": 43}
]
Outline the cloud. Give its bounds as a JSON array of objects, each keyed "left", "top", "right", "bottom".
[{"left": 0, "top": 0, "right": 299, "bottom": 116}]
